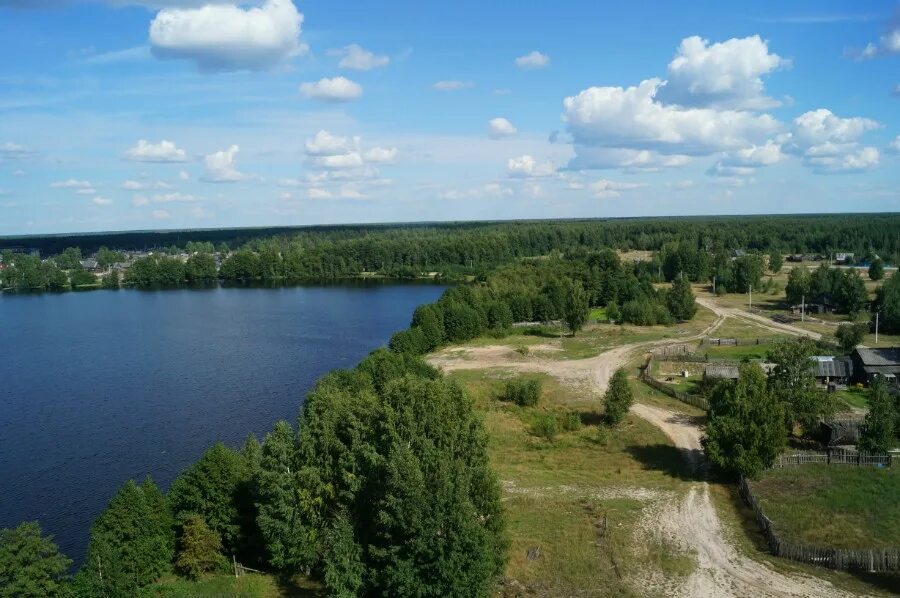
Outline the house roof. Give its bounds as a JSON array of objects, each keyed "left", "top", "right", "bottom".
[
  {"left": 853, "top": 347, "right": 900, "bottom": 367},
  {"left": 811, "top": 356, "right": 853, "bottom": 378},
  {"left": 704, "top": 365, "right": 739, "bottom": 379}
]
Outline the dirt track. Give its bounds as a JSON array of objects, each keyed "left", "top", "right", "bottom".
[{"left": 429, "top": 299, "right": 858, "bottom": 597}]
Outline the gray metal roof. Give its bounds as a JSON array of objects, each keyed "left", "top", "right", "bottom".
[
  {"left": 853, "top": 347, "right": 900, "bottom": 367},
  {"left": 704, "top": 365, "right": 739, "bottom": 379},
  {"left": 811, "top": 356, "right": 853, "bottom": 378}
]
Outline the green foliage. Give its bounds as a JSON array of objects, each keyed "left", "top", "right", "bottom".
[
  {"left": 729, "top": 254, "right": 765, "bottom": 293},
  {"left": 388, "top": 327, "right": 429, "bottom": 355},
  {"left": 868, "top": 257, "right": 884, "bottom": 281},
  {"left": 0, "top": 254, "right": 68, "bottom": 291},
  {"left": 834, "top": 322, "right": 867, "bottom": 352},
  {"left": 124, "top": 255, "right": 187, "bottom": 286},
  {"left": 878, "top": 273, "right": 900, "bottom": 334},
  {"left": 322, "top": 513, "right": 364, "bottom": 598},
  {"left": 78, "top": 478, "right": 175, "bottom": 595},
  {"left": 768, "top": 251, "right": 783, "bottom": 274},
  {"left": 219, "top": 249, "right": 261, "bottom": 280},
  {"left": 603, "top": 368, "right": 633, "bottom": 426},
  {"left": 531, "top": 414, "right": 558, "bottom": 441},
  {"left": 54, "top": 247, "right": 82, "bottom": 270},
  {"left": 563, "top": 281, "right": 589, "bottom": 335},
  {"left": 666, "top": 277, "right": 697, "bottom": 321},
  {"left": 101, "top": 270, "right": 120, "bottom": 289},
  {"left": 185, "top": 253, "right": 217, "bottom": 282},
  {"left": 620, "top": 297, "right": 670, "bottom": 326},
  {"left": 0, "top": 522, "right": 71, "bottom": 598},
  {"left": 559, "top": 411, "right": 582, "bottom": 432},
  {"left": 767, "top": 338, "right": 833, "bottom": 433},
  {"left": 167, "top": 443, "right": 252, "bottom": 556},
  {"left": 835, "top": 269, "right": 869, "bottom": 316},
  {"left": 175, "top": 514, "right": 227, "bottom": 580},
  {"left": 96, "top": 247, "right": 125, "bottom": 269},
  {"left": 411, "top": 303, "right": 445, "bottom": 351},
  {"left": 605, "top": 301, "right": 621, "bottom": 323},
  {"left": 703, "top": 363, "right": 786, "bottom": 479},
  {"left": 784, "top": 266, "right": 810, "bottom": 305},
  {"left": 859, "top": 380, "right": 895, "bottom": 453},
  {"left": 499, "top": 377, "right": 542, "bottom": 407},
  {"left": 442, "top": 300, "right": 482, "bottom": 342},
  {"left": 69, "top": 268, "right": 97, "bottom": 288}
]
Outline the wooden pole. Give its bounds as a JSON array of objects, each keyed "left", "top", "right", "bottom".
[{"left": 233, "top": 554, "right": 238, "bottom": 578}]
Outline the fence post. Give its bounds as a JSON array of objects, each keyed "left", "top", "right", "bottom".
[{"left": 233, "top": 554, "right": 238, "bottom": 578}]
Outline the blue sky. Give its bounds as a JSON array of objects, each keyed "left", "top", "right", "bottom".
[{"left": 0, "top": 0, "right": 898, "bottom": 235}]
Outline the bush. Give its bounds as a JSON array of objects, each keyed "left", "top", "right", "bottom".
[
  {"left": 531, "top": 414, "right": 558, "bottom": 441},
  {"left": 560, "top": 411, "right": 582, "bottom": 432},
  {"left": 499, "top": 377, "right": 542, "bottom": 407}
]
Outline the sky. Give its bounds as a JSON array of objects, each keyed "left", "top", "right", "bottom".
[{"left": 0, "top": 0, "right": 898, "bottom": 235}]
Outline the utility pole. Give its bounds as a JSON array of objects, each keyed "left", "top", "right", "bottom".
[
  {"left": 749, "top": 285, "right": 752, "bottom": 310},
  {"left": 875, "top": 311, "right": 879, "bottom": 345},
  {"left": 712, "top": 275, "right": 716, "bottom": 295},
  {"left": 801, "top": 294, "right": 805, "bottom": 322}
]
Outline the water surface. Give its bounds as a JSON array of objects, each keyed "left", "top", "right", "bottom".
[{"left": 0, "top": 282, "right": 445, "bottom": 562}]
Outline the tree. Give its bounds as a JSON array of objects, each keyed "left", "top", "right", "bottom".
[
  {"left": 868, "top": 257, "right": 884, "bottom": 281},
  {"left": 878, "top": 273, "right": 900, "bottom": 334},
  {"left": 0, "top": 522, "right": 71, "bottom": 598},
  {"left": 768, "top": 251, "right": 783, "bottom": 274},
  {"left": 499, "top": 377, "right": 541, "bottom": 407},
  {"left": 563, "top": 282, "right": 589, "bottom": 335},
  {"left": 54, "top": 247, "right": 82, "bottom": 270},
  {"left": 730, "top": 254, "right": 764, "bottom": 293},
  {"left": 411, "top": 303, "right": 445, "bottom": 351},
  {"left": 835, "top": 269, "right": 868, "bottom": 316},
  {"left": 767, "top": 338, "right": 833, "bottom": 433},
  {"left": 666, "top": 277, "right": 697, "bottom": 321},
  {"left": 167, "top": 443, "right": 250, "bottom": 555},
  {"left": 175, "top": 514, "right": 227, "bottom": 579},
  {"left": 605, "top": 301, "right": 621, "bottom": 323},
  {"left": 702, "top": 363, "right": 786, "bottom": 479},
  {"left": 100, "top": 269, "right": 120, "bottom": 289},
  {"left": 77, "top": 478, "right": 174, "bottom": 595},
  {"left": 603, "top": 368, "right": 633, "bottom": 425},
  {"left": 785, "top": 266, "right": 810, "bottom": 306},
  {"left": 96, "top": 247, "right": 125, "bottom": 270},
  {"left": 186, "top": 253, "right": 217, "bottom": 282},
  {"left": 834, "top": 322, "right": 867, "bottom": 353},
  {"left": 859, "top": 380, "right": 895, "bottom": 453}
]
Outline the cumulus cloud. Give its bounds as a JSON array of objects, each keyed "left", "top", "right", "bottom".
[
  {"left": 305, "top": 130, "right": 359, "bottom": 156},
  {"left": 506, "top": 155, "right": 556, "bottom": 178},
  {"left": 121, "top": 179, "right": 172, "bottom": 190},
  {"left": 432, "top": 80, "right": 474, "bottom": 91},
  {"left": 124, "top": 139, "right": 187, "bottom": 162},
  {"left": 152, "top": 209, "right": 171, "bottom": 220},
  {"left": 789, "top": 108, "right": 879, "bottom": 146},
  {"left": 781, "top": 109, "right": 881, "bottom": 174},
  {"left": 133, "top": 191, "right": 196, "bottom": 206},
  {"left": 0, "top": 142, "right": 33, "bottom": 160},
  {"left": 51, "top": 179, "right": 95, "bottom": 190},
  {"left": 568, "top": 147, "right": 691, "bottom": 172},
  {"left": 658, "top": 35, "right": 788, "bottom": 109},
  {"left": 515, "top": 50, "right": 550, "bottom": 69},
  {"left": 363, "top": 147, "right": 398, "bottom": 163},
  {"left": 299, "top": 77, "right": 362, "bottom": 102},
  {"left": 589, "top": 179, "right": 644, "bottom": 199},
  {"left": 329, "top": 44, "right": 389, "bottom": 70},
  {"left": 849, "top": 17, "right": 900, "bottom": 60},
  {"left": 179, "top": 170, "right": 190, "bottom": 181},
  {"left": 488, "top": 117, "right": 517, "bottom": 139},
  {"left": 300, "top": 130, "right": 396, "bottom": 198},
  {"left": 441, "top": 183, "right": 513, "bottom": 200},
  {"left": 91, "top": 196, "right": 113, "bottom": 206},
  {"left": 564, "top": 78, "right": 779, "bottom": 165},
  {"left": 149, "top": 0, "right": 306, "bottom": 72},
  {"left": 707, "top": 140, "right": 784, "bottom": 177},
  {"left": 203, "top": 145, "right": 245, "bottom": 182},
  {"left": 888, "top": 135, "right": 900, "bottom": 154}
]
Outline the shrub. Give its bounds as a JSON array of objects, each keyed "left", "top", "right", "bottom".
[
  {"left": 499, "top": 378, "right": 542, "bottom": 407},
  {"left": 532, "top": 414, "right": 558, "bottom": 441},
  {"left": 560, "top": 412, "right": 582, "bottom": 432}
]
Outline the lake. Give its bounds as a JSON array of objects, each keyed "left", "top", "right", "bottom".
[{"left": 0, "top": 281, "right": 446, "bottom": 563}]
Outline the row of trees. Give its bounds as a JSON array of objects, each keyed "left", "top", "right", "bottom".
[
  {"left": 703, "top": 338, "right": 900, "bottom": 479},
  {"left": 2, "top": 346, "right": 507, "bottom": 596},
  {"left": 784, "top": 264, "right": 869, "bottom": 315}
]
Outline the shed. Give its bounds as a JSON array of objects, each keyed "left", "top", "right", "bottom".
[
  {"left": 703, "top": 364, "right": 739, "bottom": 381},
  {"left": 810, "top": 356, "right": 853, "bottom": 385}
]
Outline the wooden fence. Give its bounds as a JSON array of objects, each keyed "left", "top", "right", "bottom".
[
  {"left": 638, "top": 359, "right": 710, "bottom": 411},
  {"left": 702, "top": 337, "right": 774, "bottom": 346},
  {"left": 739, "top": 476, "right": 900, "bottom": 572},
  {"left": 773, "top": 449, "right": 893, "bottom": 468}
]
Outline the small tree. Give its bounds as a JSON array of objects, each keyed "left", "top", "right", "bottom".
[
  {"left": 0, "top": 522, "right": 71, "bottom": 598},
  {"left": 868, "top": 258, "right": 884, "bottom": 281},
  {"left": 499, "top": 378, "right": 542, "bottom": 407},
  {"left": 859, "top": 379, "right": 895, "bottom": 453},
  {"left": 768, "top": 252, "right": 783, "bottom": 274},
  {"left": 531, "top": 414, "right": 558, "bottom": 441},
  {"left": 605, "top": 301, "right": 621, "bottom": 323},
  {"left": 703, "top": 363, "right": 786, "bottom": 479},
  {"left": 666, "top": 277, "right": 697, "bottom": 321},
  {"left": 603, "top": 368, "right": 633, "bottom": 425},
  {"left": 784, "top": 266, "right": 810, "bottom": 306},
  {"left": 563, "top": 282, "right": 589, "bottom": 336},
  {"left": 834, "top": 322, "right": 867, "bottom": 353},
  {"left": 175, "top": 514, "right": 227, "bottom": 579}
]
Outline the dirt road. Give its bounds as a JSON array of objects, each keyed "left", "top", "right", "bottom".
[
  {"left": 429, "top": 299, "right": 858, "bottom": 597},
  {"left": 696, "top": 297, "right": 823, "bottom": 340}
]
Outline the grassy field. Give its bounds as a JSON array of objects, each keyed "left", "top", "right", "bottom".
[
  {"left": 751, "top": 465, "right": 900, "bottom": 550},
  {"left": 701, "top": 343, "right": 773, "bottom": 361},
  {"left": 833, "top": 386, "right": 870, "bottom": 410},
  {"left": 142, "top": 573, "right": 320, "bottom": 597},
  {"left": 448, "top": 369, "right": 699, "bottom": 596}
]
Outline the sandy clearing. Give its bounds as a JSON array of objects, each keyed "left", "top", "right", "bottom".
[
  {"left": 696, "top": 297, "right": 823, "bottom": 340},
  {"left": 430, "top": 298, "right": 862, "bottom": 597}
]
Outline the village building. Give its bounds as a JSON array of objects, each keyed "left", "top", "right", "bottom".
[
  {"left": 810, "top": 356, "right": 853, "bottom": 387},
  {"left": 849, "top": 347, "right": 900, "bottom": 386},
  {"left": 703, "top": 364, "right": 739, "bottom": 381}
]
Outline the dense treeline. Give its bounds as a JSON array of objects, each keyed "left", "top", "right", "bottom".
[{"left": 784, "top": 263, "right": 870, "bottom": 315}]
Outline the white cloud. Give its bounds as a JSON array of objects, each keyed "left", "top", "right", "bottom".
[
  {"left": 658, "top": 35, "right": 788, "bottom": 109},
  {"left": 315, "top": 152, "right": 365, "bottom": 169},
  {"left": 804, "top": 145, "right": 879, "bottom": 174},
  {"left": 441, "top": 183, "right": 514, "bottom": 200},
  {"left": 363, "top": 146, "right": 398, "bottom": 163},
  {"left": 783, "top": 109, "right": 881, "bottom": 174},
  {"left": 149, "top": 0, "right": 306, "bottom": 72},
  {"left": 589, "top": 179, "right": 644, "bottom": 199},
  {"left": 851, "top": 20, "right": 900, "bottom": 59},
  {"left": 91, "top": 196, "right": 113, "bottom": 206},
  {"left": 515, "top": 50, "right": 550, "bottom": 69},
  {"left": 789, "top": 108, "right": 879, "bottom": 147},
  {"left": 308, "top": 187, "right": 332, "bottom": 199},
  {"left": 708, "top": 140, "right": 784, "bottom": 177},
  {"left": 0, "top": 142, "right": 33, "bottom": 160},
  {"left": 666, "top": 180, "right": 695, "bottom": 190},
  {"left": 888, "top": 135, "right": 900, "bottom": 154},
  {"left": 50, "top": 179, "right": 94, "bottom": 189},
  {"left": 179, "top": 170, "right": 190, "bottom": 181},
  {"left": 488, "top": 117, "right": 517, "bottom": 139},
  {"left": 564, "top": 78, "right": 780, "bottom": 160},
  {"left": 152, "top": 209, "right": 171, "bottom": 219},
  {"left": 329, "top": 44, "right": 389, "bottom": 70},
  {"left": 124, "top": 139, "right": 187, "bottom": 163},
  {"left": 133, "top": 191, "right": 196, "bottom": 205},
  {"left": 506, "top": 155, "right": 556, "bottom": 178},
  {"left": 433, "top": 80, "right": 474, "bottom": 91},
  {"left": 305, "top": 130, "right": 359, "bottom": 156},
  {"left": 121, "top": 179, "right": 172, "bottom": 190},
  {"left": 203, "top": 145, "right": 245, "bottom": 182},
  {"left": 299, "top": 76, "right": 362, "bottom": 102}
]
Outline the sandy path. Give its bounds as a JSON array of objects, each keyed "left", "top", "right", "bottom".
[
  {"left": 696, "top": 297, "right": 823, "bottom": 340},
  {"left": 429, "top": 299, "right": 859, "bottom": 597}
]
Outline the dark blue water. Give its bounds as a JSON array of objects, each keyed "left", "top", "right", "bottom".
[{"left": 0, "top": 282, "right": 445, "bottom": 563}]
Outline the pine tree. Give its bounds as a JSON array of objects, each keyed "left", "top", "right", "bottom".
[
  {"left": 0, "top": 522, "right": 71, "bottom": 598},
  {"left": 859, "top": 380, "right": 895, "bottom": 453},
  {"left": 666, "top": 277, "right": 697, "bottom": 321},
  {"left": 868, "top": 257, "right": 884, "bottom": 281},
  {"left": 563, "top": 282, "right": 589, "bottom": 336},
  {"left": 175, "top": 514, "right": 227, "bottom": 579}
]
